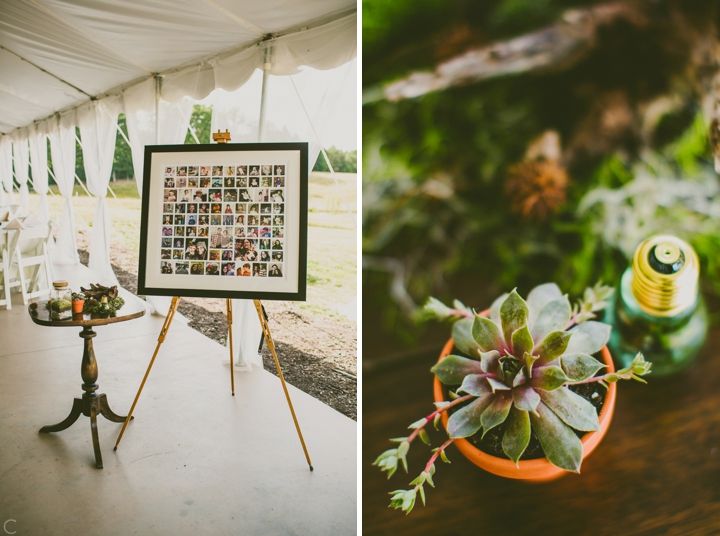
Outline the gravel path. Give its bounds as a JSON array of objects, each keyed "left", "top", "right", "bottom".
[{"left": 76, "top": 234, "right": 357, "bottom": 420}]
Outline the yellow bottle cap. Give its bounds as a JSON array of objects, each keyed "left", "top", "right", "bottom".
[{"left": 630, "top": 235, "right": 699, "bottom": 317}]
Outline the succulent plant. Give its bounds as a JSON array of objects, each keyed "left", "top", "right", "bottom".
[{"left": 375, "top": 282, "right": 651, "bottom": 514}]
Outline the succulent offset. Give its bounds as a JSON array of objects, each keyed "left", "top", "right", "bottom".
[{"left": 374, "top": 282, "right": 650, "bottom": 514}]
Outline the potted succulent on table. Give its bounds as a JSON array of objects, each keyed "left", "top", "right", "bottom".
[
  {"left": 71, "top": 292, "right": 85, "bottom": 314},
  {"left": 374, "top": 282, "right": 651, "bottom": 514}
]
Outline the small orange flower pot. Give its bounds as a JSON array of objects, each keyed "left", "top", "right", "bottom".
[
  {"left": 433, "top": 338, "right": 617, "bottom": 482},
  {"left": 72, "top": 300, "right": 85, "bottom": 314}
]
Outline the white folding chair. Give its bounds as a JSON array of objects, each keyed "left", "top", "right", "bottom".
[
  {"left": 0, "top": 230, "right": 13, "bottom": 309},
  {"left": 12, "top": 222, "right": 54, "bottom": 304},
  {"left": 0, "top": 205, "right": 17, "bottom": 223}
]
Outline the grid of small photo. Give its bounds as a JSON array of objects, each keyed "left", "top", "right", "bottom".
[{"left": 160, "top": 164, "right": 286, "bottom": 278}]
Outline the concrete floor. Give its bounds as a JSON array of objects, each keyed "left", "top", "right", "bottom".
[{"left": 0, "top": 265, "right": 357, "bottom": 535}]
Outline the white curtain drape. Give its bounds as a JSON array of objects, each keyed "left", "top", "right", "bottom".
[
  {"left": 48, "top": 111, "right": 79, "bottom": 265},
  {"left": 11, "top": 129, "right": 30, "bottom": 212},
  {"left": 29, "top": 121, "right": 50, "bottom": 223},
  {"left": 0, "top": 135, "right": 13, "bottom": 205},
  {"left": 124, "top": 78, "right": 193, "bottom": 193},
  {"left": 78, "top": 96, "right": 122, "bottom": 284},
  {"left": 124, "top": 78, "right": 192, "bottom": 314}
]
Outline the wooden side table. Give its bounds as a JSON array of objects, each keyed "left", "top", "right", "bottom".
[{"left": 29, "top": 299, "right": 146, "bottom": 468}]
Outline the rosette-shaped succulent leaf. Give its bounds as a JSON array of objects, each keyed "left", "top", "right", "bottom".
[
  {"left": 430, "top": 283, "right": 624, "bottom": 472},
  {"left": 380, "top": 282, "right": 649, "bottom": 515}
]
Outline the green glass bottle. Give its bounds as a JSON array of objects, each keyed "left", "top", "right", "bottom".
[{"left": 606, "top": 235, "right": 708, "bottom": 376}]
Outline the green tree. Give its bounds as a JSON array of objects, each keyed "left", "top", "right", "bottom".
[
  {"left": 185, "top": 105, "right": 212, "bottom": 144},
  {"left": 313, "top": 147, "right": 358, "bottom": 172},
  {"left": 112, "top": 114, "right": 134, "bottom": 180}
]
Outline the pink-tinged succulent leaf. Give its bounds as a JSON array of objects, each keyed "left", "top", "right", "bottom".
[
  {"left": 531, "top": 295, "right": 571, "bottom": 343},
  {"left": 530, "top": 401, "right": 583, "bottom": 473},
  {"left": 530, "top": 365, "right": 570, "bottom": 391},
  {"left": 535, "top": 330, "right": 573, "bottom": 365},
  {"left": 524, "top": 351, "right": 539, "bottom": 378},
  {"left": 481, "top": 391, "right": 513, "bottom": 437},
  {"left": 447, "top": 394, "right": 493, "bottom": 438},
  {"left": 512, "top": 384, "right": 541, "bottom": 414},
  {"left": 511, "top": 324, "right": 533, "bottom": 358},
  {"left": 500, "top": 289, "right": 529, "bottom": 347},
  {"left": 457, "top": 374, "right": 492, "bottom": 397},
  {"left": 480, "top": 350, "right": 503, "bottom": 380},
  {"left": 502, "top": 406, "right": 531, "bottom": 465},
  {"left": 526, "top": 283, "right": 562, "bottom": 328},
  {"left": 564, "top": 321, "right": 611, "bottom": 356},
  {"left": 452, "top": 317, "right": 482, "bottom": 358},
  {"left": 561, "top": 353, "right": 605, "bottom": 382},
  {"left": 487, "top": 377, "right": 511, "bottom": 393},
  {"left": 472, "top": 314, "right": 506, "bottom": 352},
  {"left": 538, "top": 387, "right": 600, "bottom": 432},
  {"left": 513, "top": 369, "right": 528, "bottom": 387},
  {"left": 489, "top": 292, "right": 509, "bottom": 326},
  {"left": 431, "top": 355, "right": 486, "bottom": 385}
]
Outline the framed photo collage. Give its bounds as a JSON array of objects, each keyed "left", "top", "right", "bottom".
[{"left": 138, "top": 143, "right": 308, "bottom": 301}]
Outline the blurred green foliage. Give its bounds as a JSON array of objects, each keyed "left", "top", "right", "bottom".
[{"left": 362, "top": 0, "right": 720, "bottom": 335}]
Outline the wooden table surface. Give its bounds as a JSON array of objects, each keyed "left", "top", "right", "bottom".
[
  {"left": 363, "top": 326, "right": 720, "bottom": 535},
  {"left": 29, "top": 298, "right": 146, "bottom": 327}
]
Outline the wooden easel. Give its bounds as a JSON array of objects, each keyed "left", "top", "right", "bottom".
[
  {"left": 114, "top": 296, "right": 313, "bottom": 470},
  {"left": 115, "top": 130, "right": 313, "bottom": 469}
]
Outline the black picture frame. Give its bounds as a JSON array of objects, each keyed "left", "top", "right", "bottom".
[{"left": 138, "top": 142, "right": 308, "bottom": 301}]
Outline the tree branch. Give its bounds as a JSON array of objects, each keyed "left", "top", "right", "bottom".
[{"left": 382, "top": 2, "right": 647, "bottom": 102}]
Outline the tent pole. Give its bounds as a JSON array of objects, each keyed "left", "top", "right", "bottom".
[
  {"left": 257, "top": 45, "right": 272, "bottom": 142},
  {"left": 154, "top": 75, "right": 162, "bottom": 144}
]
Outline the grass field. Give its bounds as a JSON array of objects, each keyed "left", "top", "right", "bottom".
[{"left": 33, "top": 172, "right": 357, "bottom": 318}]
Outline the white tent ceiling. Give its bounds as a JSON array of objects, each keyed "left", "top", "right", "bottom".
[{"left": 0, "top": 0, "right": 356, "bottom": 134}]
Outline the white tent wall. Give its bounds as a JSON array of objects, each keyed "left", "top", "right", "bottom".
[
  {"left": 78, "top": 96, "right": 122, "bottom": 285},
  {"left": 48, "top": 111, "right": 79, "bottom": 265},
  {"left": 0, "top": 136, "right": 13, "bottom": 205},
  {"left": 11, "top": 130, "right": 30, "bottom": 213},
  {"left": 28, "top": 122, "right": 50, "bottom": 224}
]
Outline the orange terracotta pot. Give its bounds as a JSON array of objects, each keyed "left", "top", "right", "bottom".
[
  {"left": 72, "top": 300, "right": 85, "bottom": 314},
  {"left": 433, "top": 337, "right": 617, "bottom": 482}
]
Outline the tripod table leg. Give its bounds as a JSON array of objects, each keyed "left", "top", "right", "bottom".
[
  {"left": 90, "top": 405, "right": 103, "bottom": 469},
  {"left": 98, "top": 394, "right": 130, "bottom": 423},
  {"left": 39, "top": 398, "right": 83, "bottom": 433}
]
